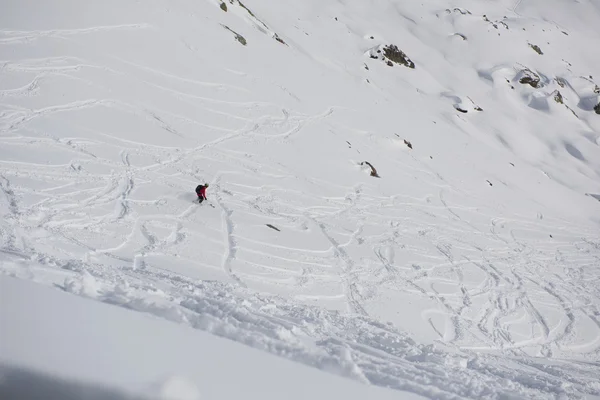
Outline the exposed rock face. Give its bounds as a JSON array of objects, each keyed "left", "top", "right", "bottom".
[
  {"left": 553, "top": 91, "right": 563, "bottom": 104},
  {"left": 222, "top": 25, "right": 247, "bottom": 46},
  {"left": 383, "top": 45, "right": 415, "bottom": 69},
  {"left": 518, "top": 69, "right": 541, "bottom": 88},
  {"left": 360, "top": 161, "right": 380, "bottom": 178},
  {"left": 366, "top": 44, "right": 415, "bottom": 69},
  {"left": 529, "top": 43, "right": 543, "bottom": 55}
]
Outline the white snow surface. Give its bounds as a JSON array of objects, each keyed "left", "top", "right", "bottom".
[
  {"left": 1, "top": 0, "right": 600, "bottom": 398},
  {"left": 1, "top": 275, "right": 417, "bottom": 400}
]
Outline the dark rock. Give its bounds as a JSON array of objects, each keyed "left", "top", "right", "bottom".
[
  {"left": 361, "top": 161, "right": 380, "bottom": 178},
  {"left": 586, "top": 193, "right": 600, "bottom": 202},
  {"left": 266, "top": 224, "right": 280, "bottom": 232},
  {"left": 237, "top": 0, "right": 256, "bottom": 17},
  {"left": 220, "top": 2, "right": 227, "bottom": 11},
  {"left": 236, "top": 35, "right": 247, "bottom": 46},
  {"left": 455, "top": 107, "right": 468, "bottom": 113},
  {"left": 222, "top": 25, "right": 247, "bottom": 46},
  {"left": 453, "top": 8, "right": 471, "bottom": 15},
  {"left": 383, "top": 45, "right": 415, "bottom": 68},
  {"left": 553, "top": 91, "right": 563, "bottom": 104},
  {"left": 518, "top": 69, "right": 541, "bottom": 88},
  {"left": 404, "top": 139, "right": 413, "bottom": 149},
  {"left": 529, "top": 43, "right": 543, "bottom": 55},
  {"left": 594, "top": 103, "right": 600, "bottom": 114},
  {"left": 233, "top": 0, "right": 285, "bottom": 45}
]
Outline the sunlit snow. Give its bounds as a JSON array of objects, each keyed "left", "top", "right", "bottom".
[{"left": 1, "top": 0, "right": 599, "bottom": 399}]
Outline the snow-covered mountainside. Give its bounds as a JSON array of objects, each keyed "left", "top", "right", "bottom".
[{"left": 1, "top": 0, "right": 599, "bottom": 398}]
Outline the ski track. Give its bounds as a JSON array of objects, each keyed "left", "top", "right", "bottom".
[
  {"left": 213, "top": 175, "right": 246, "bottom": 287},
  {"left": 4, "top": 126, "right": 598, "bottom": 397},
  {"left": 0, "top": 24, "right": 151, "bottom": 44},
  {"left": 1, "top": 1, "right": 600, "bottom": 398}
]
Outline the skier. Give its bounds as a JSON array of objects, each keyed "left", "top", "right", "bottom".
[{"left": 195, "top": 183, "right": 209, "bottom": 204}]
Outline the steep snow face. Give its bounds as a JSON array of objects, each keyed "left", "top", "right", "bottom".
[
  {"left": 1, "top": 0, "right": 600, "bottom": 398},
  {"left": 1, "top": 275, "right": 418, "bottom": 400}
]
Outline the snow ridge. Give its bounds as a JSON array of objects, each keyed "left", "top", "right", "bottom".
[{"left": 51, "top": 265, "right": 600, "bottom": 399}]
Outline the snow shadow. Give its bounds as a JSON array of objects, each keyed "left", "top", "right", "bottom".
[
  {"left": 564, "top": 142, "right": 586, "bottom": 161},
  {"left": 0, "top": 364, "right": 142, "bottom": 400}
]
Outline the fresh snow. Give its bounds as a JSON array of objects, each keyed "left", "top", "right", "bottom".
[
  {"left": 1, "top": 0, "right": 599, "bottom": 399},
  {"left": 1, "top": 275, "right": 419, "bottom": 400}
]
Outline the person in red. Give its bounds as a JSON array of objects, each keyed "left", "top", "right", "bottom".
[{"left": 195, "top": 183, "right": 209, "bottom": 204}]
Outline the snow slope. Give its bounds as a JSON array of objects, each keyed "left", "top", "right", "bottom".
[
  {"left": 1, "top": 275, "right": 418, "bottom": 400},
  {"left": 1, "top": 0, "right": 599, "bottom": 398}
]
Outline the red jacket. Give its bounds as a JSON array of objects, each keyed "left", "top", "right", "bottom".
[{"left": 196, "top": 186, "right": 207, "bottom": 199}]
